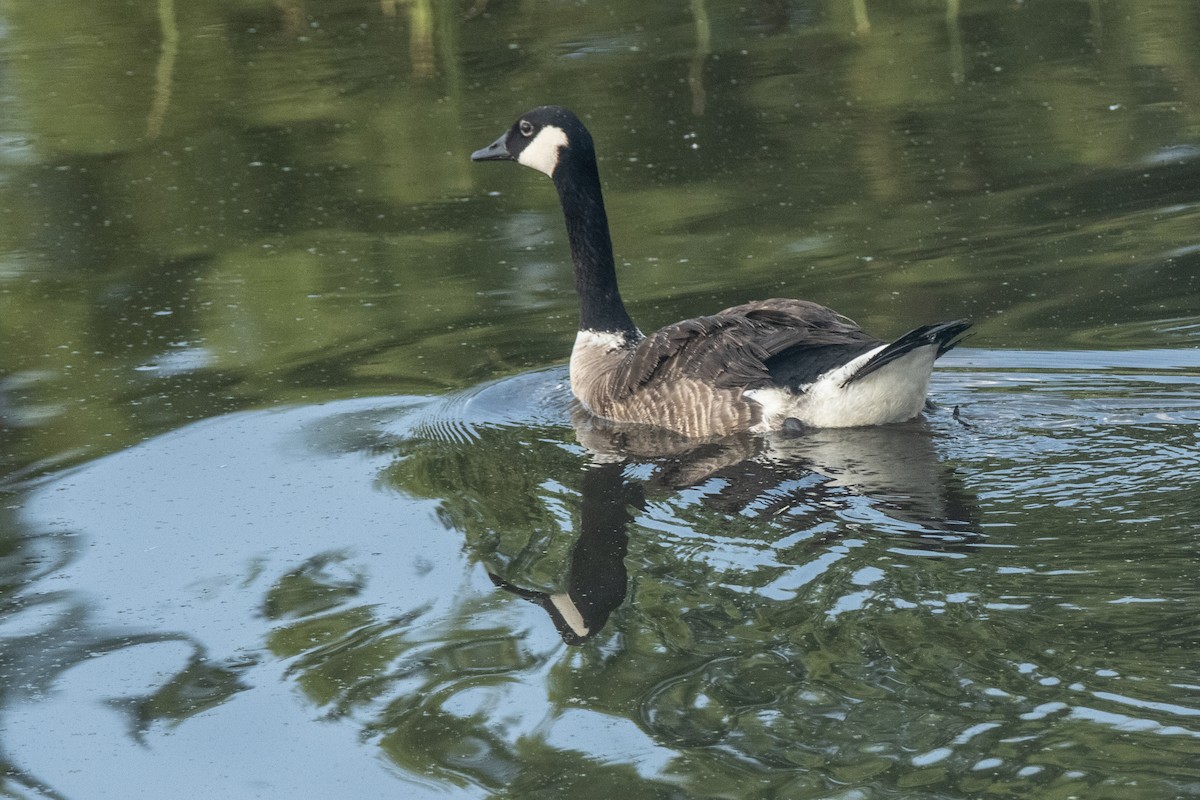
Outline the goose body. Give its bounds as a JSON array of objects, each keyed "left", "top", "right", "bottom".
[{"left": 472, "top": 106, "right": 969, "bottom": 438}]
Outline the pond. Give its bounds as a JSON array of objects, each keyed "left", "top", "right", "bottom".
[{"left": 1, "top": 1, "right": 1199, "bottom": 798}]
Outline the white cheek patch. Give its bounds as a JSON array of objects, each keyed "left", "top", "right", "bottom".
[
  {"left": 550, "top": 593, "right": 588, "bottom": 637},
  {"left": 517, "top": 125, "right": 569, "bottom": 176}
]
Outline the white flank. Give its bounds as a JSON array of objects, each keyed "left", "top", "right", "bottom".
[
  {"left": 747, "top": 344, "right": 939, "bottom": 429},
  {"left": 518, "top": 125, "right": 569, "bottom": 176}
]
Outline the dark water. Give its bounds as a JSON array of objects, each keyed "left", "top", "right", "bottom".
[{"left": 2, "top": 1, "right": 1199, "bottom": 798}]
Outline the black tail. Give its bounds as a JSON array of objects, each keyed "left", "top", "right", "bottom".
[{"left": 841, "top": 319, "right": 972, "bottom": 388}]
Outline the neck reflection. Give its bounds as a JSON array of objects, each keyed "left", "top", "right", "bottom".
[{"left": 487, "top": 405, "right": 982, "bottom": 645}]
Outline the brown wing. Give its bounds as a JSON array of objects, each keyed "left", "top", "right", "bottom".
[{"left": 610, "top": 298, "right": 882, "bottom": 399}]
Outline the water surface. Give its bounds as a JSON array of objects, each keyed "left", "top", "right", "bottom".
[{"left": 1, "top": 1, "right": 1199, "bottom": 797}]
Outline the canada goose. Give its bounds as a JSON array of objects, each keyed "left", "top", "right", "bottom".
[{"left": 472, "top": 106, "right": 970, "bottom": 438}]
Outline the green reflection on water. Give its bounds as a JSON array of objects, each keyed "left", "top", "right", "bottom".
[
  {"left": 2, "top": 0, "right": 1199, "bottom": 477},
  {"left": 1, "top": 1, "right": 1200, "bottom": 797}
]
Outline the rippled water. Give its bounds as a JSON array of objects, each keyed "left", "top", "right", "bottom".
[
  {"left": 4, "top": 348, "right": 1198, "bottom": 797},
  {"left": 3, "top": 0, "right": 1200, "bottom": 797}
]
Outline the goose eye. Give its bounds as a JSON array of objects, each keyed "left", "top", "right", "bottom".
[{"left": 518, "top": 120, "right": 535, "bottom": 137}]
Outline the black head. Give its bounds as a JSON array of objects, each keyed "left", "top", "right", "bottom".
[{"left": 470, "top": 106, "right": 594, "bottom": 178}]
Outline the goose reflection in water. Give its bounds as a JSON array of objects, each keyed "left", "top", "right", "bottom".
[{"left": 484, "top": 402, "right": 982, "bottom": 645}]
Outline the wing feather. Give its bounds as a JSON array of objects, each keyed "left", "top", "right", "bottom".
[{"left": 608, "top": 299, "right": 883, "bottom": 398}]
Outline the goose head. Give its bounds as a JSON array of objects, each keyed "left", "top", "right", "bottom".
[
  {"left": 470, "top": 105, "right": 593, "bottom": 178},
  {"left": 471, "top": 106, "right": 637, "bottom": 337}
]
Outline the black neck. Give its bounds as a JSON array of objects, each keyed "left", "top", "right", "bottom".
[{"left": 552, "top": 156, "right": 639, "bottom": 337}]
